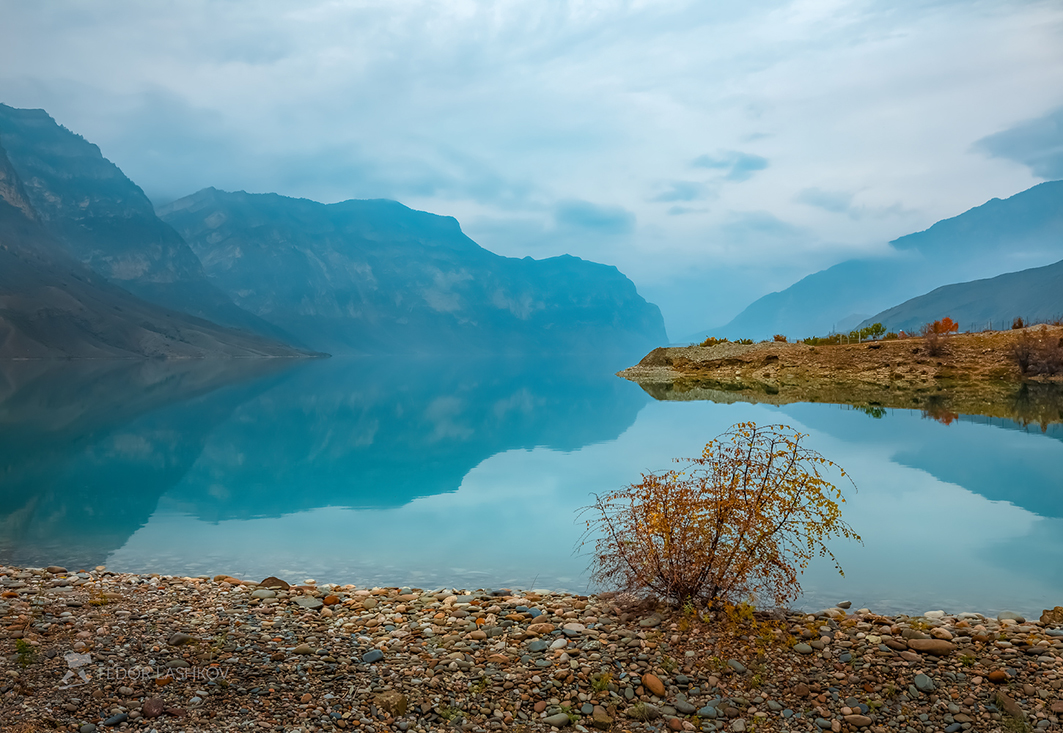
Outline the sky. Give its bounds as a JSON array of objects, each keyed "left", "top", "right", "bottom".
[{"left": 1, "top": 0, "right": 1062, "bottom": 339}]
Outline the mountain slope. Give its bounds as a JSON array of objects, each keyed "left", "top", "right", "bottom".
[
  {"left": 0, "top": 103, "right": 296, "bottom": 345},
  {"left": 862, "top": 259, "right": 1063, "bottom": 334},
  {"left": 159, "top": 188, "right": 667, "bottom": 354},
  {"left": 703, "top": 181, "right": 1063, "bottom": 340},
  {"left": 0, "top": 142, "right": 309, "bottom": 359}
]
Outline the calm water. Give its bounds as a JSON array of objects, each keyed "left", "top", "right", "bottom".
[{"left": 1, "top": 356, "right": 1061, "bottom": 616}]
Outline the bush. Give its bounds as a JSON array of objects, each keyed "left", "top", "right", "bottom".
[
  {"left": 581, "top": 422, "right": 860, "bottom": 608},
  {"left": 773, "top": 334, "right": 787, "bottom": 343},
  {"left": 1013, "top": 317, "right": 1025, "bottom": 330},
  {"left": 700, "top": 336, "right": 730, "bottom": 347},
  {"left": 921, "top": 318, "right": 957, "bottom": 357},
  {"left": 1009, "top": 328, "right": 1063, "bottom": 376}
]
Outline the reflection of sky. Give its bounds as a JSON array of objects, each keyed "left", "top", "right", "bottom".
[{"left": 108, "top": 397, "right": 1063, "bottom": 617}]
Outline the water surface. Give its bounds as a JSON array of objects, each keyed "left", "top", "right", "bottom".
[{"left": 1, "top": 356, "right": 1060, "bottom": 616}]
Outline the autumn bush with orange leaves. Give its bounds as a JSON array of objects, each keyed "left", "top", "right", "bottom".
[{"left": 581, "top": 422, "right": 861, "bottom": 608}]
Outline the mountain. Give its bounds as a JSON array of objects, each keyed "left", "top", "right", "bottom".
[
  {"left": 0, "top": 141, "right": 308, "bottom": 359},
  {"left": 0, "top": 104, "right": 296, "bottom": 345},
  {"left": 699, "top": 181, "right": 1063, "bottom": 341},
  {"left": 861, "top": 258, "right": 1063, "bottom": 334},
  {"left": 159, "top": 188, "right": 667, "bottom": 354}
]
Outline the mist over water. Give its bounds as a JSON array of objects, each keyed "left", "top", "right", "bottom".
[{"left": 1, "top": 356, "right": 1060, "bottom": 616}]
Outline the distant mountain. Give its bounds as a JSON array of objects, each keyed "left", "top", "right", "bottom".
[
  {"left": 861, "top": 258, "right": 1063, "bottom": 334},
  {"left": 697, "top": 181, "right": 1063, "bottom": 341},
  {"left": 0, "top": 141, "right": 308, "bottom": 359},
  {"left": 0, "top": 104, "right": 296, "bottom": 345},
  {"left": 159, "top": 188, "right": 667, "bottom": 354}
]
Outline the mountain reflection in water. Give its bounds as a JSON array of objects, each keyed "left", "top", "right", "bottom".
[{"left": 2, "top": 358, "right": 1061, "bottom": 614}]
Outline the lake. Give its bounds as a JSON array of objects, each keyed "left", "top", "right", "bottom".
[{"left": 1, "top": 355, "right": 1061, "bottom": 616}]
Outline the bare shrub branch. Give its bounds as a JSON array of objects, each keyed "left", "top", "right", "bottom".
[{"left": 580, "top": 422, "right": 861, "bottom": 608}]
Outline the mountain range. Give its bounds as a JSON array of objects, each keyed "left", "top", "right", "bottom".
[
  {"left": 0, "top": 104, "right": 666, "bottom": 359},
  {"left": 698, "top": 180, "right": 1063, "bottom": 341},
  {"left": 0, "top": 139, "right": 307, "bottom": 359},
  {"left": 159, "top": 188, "right": 666, "bottom": 355},
  {"left": 860, "top": 258, "right": 1063, "bottom": 334}
]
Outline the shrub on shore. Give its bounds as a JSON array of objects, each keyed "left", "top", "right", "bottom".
[
  {"left": 1009, "top": 326, "right": 1063, "bottom": 377},
  {"left": 581, "top": 422, "right": 860, "bottom": 608}
]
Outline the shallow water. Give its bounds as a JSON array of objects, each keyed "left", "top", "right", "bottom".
[{"left": 1, "top": 356, "right": 1060, "bottom": 616}]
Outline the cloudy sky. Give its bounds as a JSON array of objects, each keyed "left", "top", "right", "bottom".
[{"left": 2, "top": 0, "right": 1061, "bottom": 338}]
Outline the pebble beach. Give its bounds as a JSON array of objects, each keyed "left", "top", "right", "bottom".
[{"left": 2, "top": 564, "right": 1061, "bottom": 733}]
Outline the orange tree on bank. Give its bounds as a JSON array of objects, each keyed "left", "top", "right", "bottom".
[{"left": 582, "top": 422, "right": 861, "bottom": 608}]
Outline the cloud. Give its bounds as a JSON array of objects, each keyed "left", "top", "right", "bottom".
[
  {"left": 692, "top": 150, "right": 769, "bottom": 182},
  {"left": 650, "top": 180, "right": 706, "bottom": 202},
  {"left": 794, "top": 187, "right": 855, "bottom": 214},
  {"left": 553, "top": 199, "right": 635, "bottom": 235},
  {"left": 973, "top": 106, "right": 1063, "bottom": 180},
  {"left": 1, "top": 0, "right": 1060, "bottom": 340}
]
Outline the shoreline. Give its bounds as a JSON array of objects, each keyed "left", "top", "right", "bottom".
[
  {"left": 2, "top": 564, "right": 1061, "bottom": 732},
  {"left": 618, "top": 328, "right": 1063, "bottom": 425}
]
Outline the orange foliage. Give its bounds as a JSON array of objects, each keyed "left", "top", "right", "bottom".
[
  {"left": 926, "top": 317, "right": 959, "bottom": 335},
  {"left": 581, "top": 422, "right": 860, "bottom": 608}
]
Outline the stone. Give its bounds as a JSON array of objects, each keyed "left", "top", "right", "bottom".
[
  {"left": 142, "top": 697, "right": 165, "bottom": 719},
  {"left": 294, "top": 596, "right": 323, "bottom": 610},
  {"left": 794, "top": 683, "right": 810, "bottom": 697},
  {"left": 914, "top": 673, "right": 935, "bottom": 693},
  {"left": 731, "top": 720, "right": 746, "bottom": 732},
  {"left": 988, "top": 669, "right": 1009, "bottom": 684},
  {"left": 527, "top": 623, "right": 556, "bottom": 635},
  {"left": 362, "top": 649, "right": 384, "bottom": 664},
  {"left": 793, "top": 643, "right": 814, "bottom": 654},
  {"left": 117, "top": 686, "right": 134, "bottom": 696},
  {"left": 924, "top": 610, "right": 946, "bottom": 619},
  {"left": 844, "top": 715, "right": 872, "bottom": 727},
  {"left": 907, "top": 638, "right": 955, "bottom": 656},
  {"left": 642, "top": 672, "right": 666, "bottom": 697},
  {"left": 527, "top": 639, "right": 549, "bottom": 652},
  {"left": 167, "top": 659, "right": 190, "bottom": 668},
  {"left": 251, "top": 589, "right": 276, "bottom": 599},
  {"left": 46, "top": 566, "right": 67, "bottom": 574},
  {"left": 625, "top": 704, "right": 660, "bottom": 721},
  {"left": 1049, "top": 701, "right": 1063, "bottom": 714},
  {"left": 101, "top": 713, "right": 128, "bottom": 726},
  {"left": 697, "top": 705, "right": 718, "bottom": 718},
  {"left": 994, "top": 691, "right": 1025, "bottom": 720},
  {"left": 259, "top": 576, "right": 290, "bottom": 589},
  {"left": 79, "top": 726, "right": 96, "bottom": 733},
  {"left": 375, "top": 690, "right": 408, "bottom": 717},
  {"left": 322, "top": 594, "right": 340, "bottom": 605},
  {"left": 836, "top": 601, "right": 851, "bottom": 609},
  {"left": 1041, "top": 606, "right": 1063, "bottom": 627},
  {"left": 292, "top": 643, "right": 314, "bottom": 655},
  {"left": 727, "top": 659, "right": 746, "bottom": 673},
  {"left": 675, "top": 699, "right": 697, "bottom": 715},
  {"left": 997, "top": 611, "right": 1025, "bottom": 623},
  {"left": 639, "top": 614, "right": 663, "bottom": 627},
  {"left": 543, "top": 712, "right": 572, "bottom": 727},
  {"left": 168, "top": 632, "right": 193, "bottom": 646},
  {"left": 591, "top": 706, "right": 613, "bottom": 730}
]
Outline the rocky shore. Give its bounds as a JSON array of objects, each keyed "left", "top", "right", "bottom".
[{"left": 2, "top": 564, "right": 1061, "bottom": 733}]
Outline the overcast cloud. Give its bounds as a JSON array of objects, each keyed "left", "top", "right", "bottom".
[{"left": 1, "top": 0, "right": 1061, "bottom": 338}]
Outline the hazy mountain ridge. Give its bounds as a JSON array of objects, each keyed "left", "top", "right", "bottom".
[
  {"left": 159, "top": 188, "right": 667, "bottom": 354},
  {"left": 0, "top": 104, "right": 297, "bottom": 345},
  {"left": 698, "top": 181, "right": 1063, "bottom": 341},
  {"left": 861, "top": 258, "right": 1063, "bottom": 334},
  {"left": 0, "top": 141, "right": 308, "bottom": 359}
]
